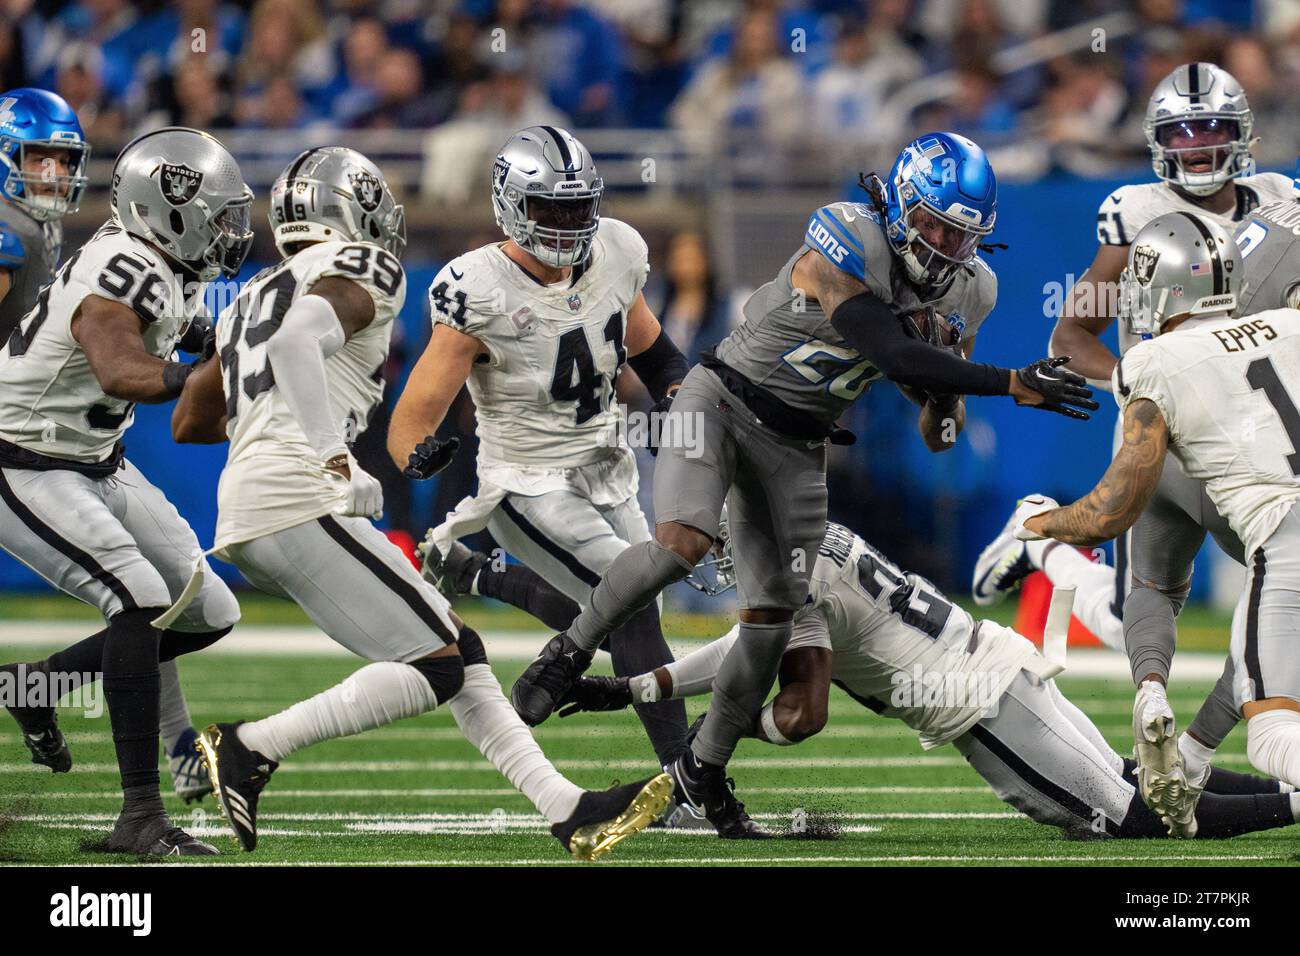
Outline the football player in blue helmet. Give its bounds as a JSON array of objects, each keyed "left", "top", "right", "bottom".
[
  {"left": 0, "top": 88, "right": 89, "bottom": 336},
  {"left": 509, "top": 130, "right": 1096, "bottom": 840}
]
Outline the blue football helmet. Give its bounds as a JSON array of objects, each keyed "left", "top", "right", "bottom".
[
  {"left": 882, "top": 132, "right": 996, "bottom": 287},
  {"left": 0, "top": 88, "right": 90, "bottom": 222}
]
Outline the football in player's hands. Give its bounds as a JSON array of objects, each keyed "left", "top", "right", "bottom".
[
  {"left": 1012, "top": 494, "right": 1060, "bottom": 541},
  {"left": 904, "top": 307, "right": 961, "bottom": 349},
  {"left": 404, "top": 435, "right": 460, "bottom": 480}
]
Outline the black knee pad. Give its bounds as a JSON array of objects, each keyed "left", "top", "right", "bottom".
[
  {"left": 411, "top": 654, "right": 466, "bottom": 703},
  {"left": 455, "top": 625, "right": 489, "bottom": 667}
]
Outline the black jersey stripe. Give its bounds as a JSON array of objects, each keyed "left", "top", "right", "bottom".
[
  {"left": 539, "top": 126, "right": 577, "bottom": 181},
  {"left": 1177, "top": 210, "right": 1225, "bottom": 295}
]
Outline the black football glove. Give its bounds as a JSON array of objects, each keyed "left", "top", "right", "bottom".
[
  {"left": 403, "top": 435, "right": 460, "bottom": 480},
  {"left": 647, "top": 392, "right": 674, "bottom": 458},
  {"left": 1013, "top": 356, "right": 1099, "bottom": 420},
  {"left": 556, "top": 675, "right": 633, "bottom": 717},
  {"left": 177, "top": 316, "right": 215, "bottom": 360}
]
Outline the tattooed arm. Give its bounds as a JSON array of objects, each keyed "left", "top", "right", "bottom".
[{"left": 1022, "top": 398, "right": 1168, "bottom": 545}]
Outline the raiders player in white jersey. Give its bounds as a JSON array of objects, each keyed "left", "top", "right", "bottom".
[
  {"left": 559, "top": 521, "right": 1299, "bottom": 840},
  {"left": 387, "top": 127, "right": 696, "bottom": 785},
  {"left": 1023, "top": 212, "right": 1300, "bottom": 833},
  {"left": 0, "top": 127, "right": 254, "bottom": 855},
  {"left": 172, "top": 147, "right": 672, "bottom": 859},
  {"left": 980, "top": 63, "right": 1295, "bottom": 823}
]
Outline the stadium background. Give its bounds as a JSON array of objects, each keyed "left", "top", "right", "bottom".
[{"left": 4, "top": 0, "right": 1297, "bottom": 610}]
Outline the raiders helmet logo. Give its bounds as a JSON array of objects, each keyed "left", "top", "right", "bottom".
[
  {"left": 1131, "top": 244, "right": 1160, "bottom": 284},
  {"left": 349, "top": 170, "right": 383, "bottom": 212},
  {"left": 160, "top": 163, "right": 203, "bottom": 206}
]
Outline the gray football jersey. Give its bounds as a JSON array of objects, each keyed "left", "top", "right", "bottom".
[
  {"left": 713, "top": 201, "right": 996, "bottom": 426},
  {"left": 1235, "top": 196, "right": 1300, "bottom": 316},
  {"left": 0, "top": 198, "right": 61, "bottom": 343}
]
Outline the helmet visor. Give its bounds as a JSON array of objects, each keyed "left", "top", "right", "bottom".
[
  {"left": 213, "top": 198, "right": 254, "bottom": 277},
  {"left": 1155, "top": 117, "right": 1241, "bottom": 177},
  {"left": 526, "top": 193, "right": 601, "bottom": 232}
]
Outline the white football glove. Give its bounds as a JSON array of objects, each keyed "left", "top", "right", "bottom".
[
  {"left": 330, "top": 461, "right": 384, "bottom": 520},
  {"left": 1011, "top": 494, "right": 1060, "bottom": 542}
]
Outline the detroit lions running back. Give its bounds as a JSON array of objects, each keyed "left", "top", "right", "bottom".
[
  {"left": 0, "top": 127, "right": 252, "bottom": 855},
  {"left": 510, "top": 131, "right": 1097, "bottom": 839},
  {"left": 172, "top": 146, "right": 673, "bottom": 860}
]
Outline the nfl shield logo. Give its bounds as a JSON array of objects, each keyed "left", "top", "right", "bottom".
[
  {"left": 160, "top": 163, "right": 203, "bottom": 206},
  {"left": 566, "top": 293, "right": 582, "bottom": 312}
]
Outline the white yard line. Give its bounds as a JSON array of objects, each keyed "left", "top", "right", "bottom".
[
  {"left": 0, "top": 622, "right": 1232, "bottom": 679},
  {"left": 22, "top": 854, "right": 1289, "bottom": 866}
]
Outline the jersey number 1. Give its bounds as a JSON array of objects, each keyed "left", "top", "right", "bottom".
[
  {"left": 550, "top": 313, "right": 625, "bottom": 425},
  {"left": 1247, "top": 356, "right": 1300, "bottom": 475}
]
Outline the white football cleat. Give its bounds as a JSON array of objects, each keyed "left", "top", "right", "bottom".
[
  {"left": 168, "top": 727, "right": 213, "bottom": 804},
  {"left": 1131, "top": 681, "right": 1197, "bottom": 838},
  {"left": 971, "top": 500, "right": 1046, "bottom": 606}
]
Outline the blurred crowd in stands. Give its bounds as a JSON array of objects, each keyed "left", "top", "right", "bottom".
[{"left": 2, "top": 0, "right": 1299, "bottom": 184}]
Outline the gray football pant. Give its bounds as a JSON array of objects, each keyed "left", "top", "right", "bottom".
[
  {"left": 1118, "top": 436, "right": 1243, "bottom": 746},
  {"left": 954, "top": 670, "right": 1137, "bottom": 834},
  {"left": 1230, "top": 503, "right": 1300, "bottom": 708},
  {"left": 225, "top": 513, "right": 457, "bottom": 662}
]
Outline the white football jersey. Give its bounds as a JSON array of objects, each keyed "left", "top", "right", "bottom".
[
  {"left": 214, "top": 240, "right": 405, "bottom": 552},
  {"left": 789, "top": 523, "right": 1039, "bottom": 749},
  {"left": 1095, "top": 173, "right": 1295, "bottom": 355},
  {"left": 1114, "top": 309, "right": 1300, "bottom": 558},
  {"left": 428, "top": 217, "right": 649, "bottom": 499},
  {"left": 0, "top": 220, "right": 203, "bottom": 463}
]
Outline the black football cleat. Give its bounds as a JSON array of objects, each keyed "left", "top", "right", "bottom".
[
  {"left": 511, "top": 632, "right": 593, "bottom": 727},
  {"left": 195, "top": 722, "right": 278, "bottom": 851},
  {"left": 96, "top": 811, "right": 219, "bottom": 856},
  {"left": 552, "top": 772, "right": 675, "bottom": 861},
  {"left": 1, "top": 661, "right": 72, "bottom": 773},
  {"left": 671, "top": 745, "right": 769, "bottom": 840},
  {"left": 419, "top": 535, "right": 489, "bottom": 600}
]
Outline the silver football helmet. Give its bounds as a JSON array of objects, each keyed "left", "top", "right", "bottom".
[
  {"left": 1144, "top": 63, "right": 1255, "bottom": 197},
  {"left": 685, "top": 507, "right": 736, "bottom": 597},
  {"left": 491, "top": 126, "right": 603, "bottom": 268},
  {"left": 111, "top": 127, "right": 253, "bottom": 281},
  {"left": 268, "top": 146, "right": 405, "bottom": 258},
  {"left": 1118, "top": 212, "right": 1239, "bottom": 337}
]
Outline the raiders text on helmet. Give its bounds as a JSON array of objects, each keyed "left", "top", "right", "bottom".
[
  {"left": 491, "top": 126, "right": 604, "bottom": 269},
  {"left": 1119, "top": 211, "right": 1240, "bottom": 337},
  {"left": 1144, "top": 63, "right": 1255, "bottom": 197},
  {"left": 111, "top": 127, "right": 253, "bottom": 281},
  {"left": 269, "top": 146, "right": 405, "bottom": 258}
]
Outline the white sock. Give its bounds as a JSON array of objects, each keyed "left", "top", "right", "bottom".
[
  {"left": 628, "top": 672, "right": 661, "bottom": 703},
  {"left": 664, "top": 627, "right": 739, "bottom": 698},
  {"left": 1246, "top": 709, "right": 1300, "bottom": 789},
  {"left": 1040, "top": 542, "right": 1124, "bottom": 652},
  {"left": 1178, "top": 732, "right": 1216, "bottom": 787},
  {"left": 1289, "top": 792, "right": 1300, "bottom": 819},
  {"left": 158, "top": 659, "right": 193, "bottom": 754},
  {"left": 237, "top": 661, "right": 438, "bottom": 762},
  {"left": 757, "top": 701, "right": 794, "bottom": 745},
  {"left": 449, "top": 664, "right": 581, "bottom": 824}
]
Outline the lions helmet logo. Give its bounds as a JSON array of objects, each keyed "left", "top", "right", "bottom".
[
  {"left": 1132, "top": 244, "right": 1160, "bottom": 284},
  {"left": 350, "top": 170, "right": 383, "bottom": 212},
  {"left": 160, "top": 163, "right": 203, "bottom": 206}
]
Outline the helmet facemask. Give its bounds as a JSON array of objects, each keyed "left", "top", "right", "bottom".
[
  {"left": 0, "top": 139, "right": 90, "bottom": 222},
  {"left": 893, "top": 192, "right": 986, "bottom": 287},
  {"left": 502, "top": 185, "right": 603, "bottom": 269},
  {"left": 1148, "top": 116, "right": 1252, "bottom": 197},
  {"left": 1117, "top": 266, "right": 1166, "bottom": 337},
  {"left": 200, "top": 193, "right": 254, "bottom": 280},
  {"left": 685, "top": 510, "right": 737, "bottom": 597}
]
